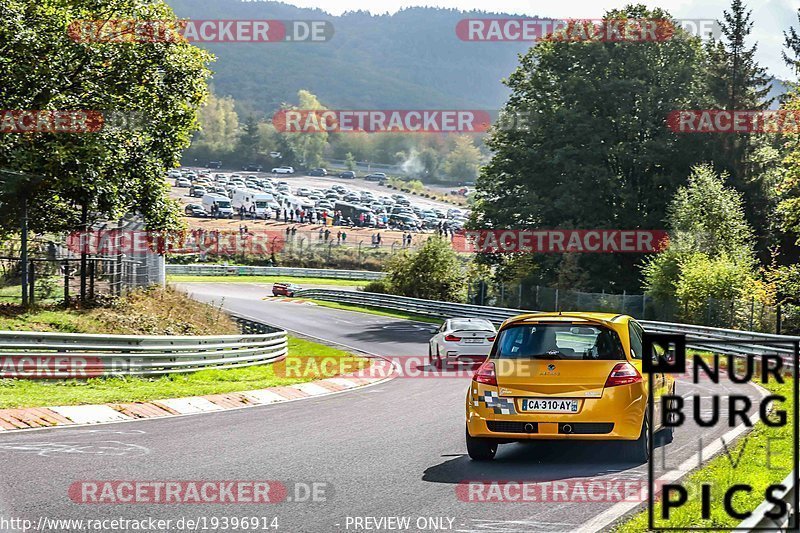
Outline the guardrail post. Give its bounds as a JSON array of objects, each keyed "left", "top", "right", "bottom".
[
  {"left": 63, "top": 261, "right": 69, "bottom": 305},
  {"left": 27, "top": 260, "right": 35, "bottom": 305},
  {"left": 89, "top": 259, "right": 95, "bottom": 300}
]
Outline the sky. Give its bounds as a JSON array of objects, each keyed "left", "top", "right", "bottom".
[{"left": 286, "top": 0, "right": 798, "bottom": 80}]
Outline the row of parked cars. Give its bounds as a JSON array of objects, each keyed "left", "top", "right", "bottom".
[{"left": 169, "top": 168, "right": 469, "bottom": 230}]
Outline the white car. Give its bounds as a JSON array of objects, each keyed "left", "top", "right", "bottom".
[
  {"left": 428, "top": 318, "right": 496, "bottom": 368},
  {"left": 272, "top": 166, "right": 295, "bottom": 174}
]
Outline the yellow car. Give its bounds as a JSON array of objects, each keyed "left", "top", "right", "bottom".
[{"left": 465, "top": 312, "right": 675, "bottom": 462}]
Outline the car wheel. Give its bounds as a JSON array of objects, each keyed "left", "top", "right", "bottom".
[
  {"left": 434, "top": 346, "right": 442, "bottom": 369},
  {"left": 621, "top": 415, "right": 650, "bottom": 464},
  {"left": 288, "top": 292, "right": 294, "bottom": 298},
  {"left": 466, "top": 426, "right": 497, "bottom": 461},
  {"left": 428, "top": 345, "right": 435, "bottom": 367}
]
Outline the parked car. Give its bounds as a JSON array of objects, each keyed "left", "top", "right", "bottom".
[
  {"left": 364, "top": 172, "right": 387, "bottom": 181},
  {"left": 272, "top": 282, "right": 302, "bottom": 297},
  {"left": 189, "top": 185, "right": 207, "bottom": 198},
  {"left": 429, "top": 318, "right": 496, "bottom": 368},
  {"left": 184, "top": 203, "right": 207, "bottom": 217},
  {"left": 168, "top": 169, "right": 182, "bottom": 179},
  {"left": 174, "top": 178, "right": 191, "bottom": 188},
  {"left": 272, "top": 166, "right": 295, "bottom": 174},
  {"left": 308, "top": 168, "right": 328, "bottom": 176},
  {"left": 338, "top": 171, "right": 356, "bottom": 179},
  {"left": 242, "top": 163, "right": 263, "bottom": 172}
]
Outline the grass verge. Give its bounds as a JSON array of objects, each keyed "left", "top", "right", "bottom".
[
  {"left": 615, "top": 369, "right": 795, "bottom": 531},
  {"left": 0, "top": 286, "right": 239, "bottom": 335},
  {"left": 167, "top": 274, "right": 367, "bottom": 287},
  {"left": 0, "top": 335, "right": 368, "bottom": 408},
  {"left": 308, "top": 298, "right": 442, "bottom": 324}
]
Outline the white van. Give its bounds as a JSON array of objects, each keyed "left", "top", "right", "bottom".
[
  {"left": 202, "top": 193, "right": 234, "bottom": 218},
  {"left": 231, "top": 188, "right": 275, "bottom": 219}
]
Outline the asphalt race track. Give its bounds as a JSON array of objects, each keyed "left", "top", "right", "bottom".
[{"left": 0, "top": 282, "right": 764, "bottom": 533}]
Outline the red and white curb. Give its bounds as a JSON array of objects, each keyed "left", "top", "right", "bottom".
[{"left": 0, "top": 359, "right": 394, "bottom": 432}]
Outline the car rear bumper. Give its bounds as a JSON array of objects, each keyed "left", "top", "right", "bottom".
[{"left": 466, "top": 384, "right": 645, "bottom": 441}]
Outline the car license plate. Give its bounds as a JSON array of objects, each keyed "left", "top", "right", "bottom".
[
  {"left": 464, "top": 338, "right": 482, "bottom": 344},
  {"left": 522, "top": 399, "right": 579, "bottom": 413}
]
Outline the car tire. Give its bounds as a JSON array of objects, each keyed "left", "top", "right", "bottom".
[
  {"left": 288, "top": 292, "right": 294, "bottom": 298},
  {"left": 621, "top": 416, "right": 650, "bottom": 464},
  {"left": 466, "top": 426, "right": 497, "bottom": 461},
  {"left": 428, "top": 345, "right": 435, "bottom": 368},
  {"left": 433, "top": 346, "right": 442, "bottom": 369}
]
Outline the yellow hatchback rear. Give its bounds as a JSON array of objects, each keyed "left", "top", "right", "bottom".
[{"left": 465, "top": 313, "right": 671, "bottom": 462}]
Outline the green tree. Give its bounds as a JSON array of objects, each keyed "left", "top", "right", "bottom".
[
  {"left": 344, "top": 152, "right": 356, "bottom": 171},
  {"left": 279, "top": 89, "right": 328, "bottom": 167},
  {"left": 782, "top": 8, "right": 800, "bottom": 78},
  {"left": 473, "top": 5, "right": 711, "bottom": 291},
  {"left": 237, "top": 115, "right": 261, "bottom": 163},
  {"left": 0, "top": 0, "right": 211, "bottom": 233},
  {"left": 643, "top": 164, "right": 757, "bottom": 308},
  {"left": 704, "top": 0, "right": 774, "bottom": 253},
  {"left": 192, "top": 92, "right": 239, "bottom": 153},
  {"left": 384, "top": 237, "right": 466, "bottom": 302},
  {"left": 443, "top": 135, "right": 481, "bottom": 182}
]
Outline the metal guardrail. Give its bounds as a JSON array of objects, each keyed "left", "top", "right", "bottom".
[
  {"left": 166, "top": 264, "right": 385, "bottom": 281},
  {"left": 294, "top": 289, "right": 798, "bottom": 363},
  {"left": 0, "top": 314, "right": 287, "bottom": 378},
  {"left": 734, "top": 470, "right": 796, "bottom": 531},
  {"left": 295, "top": 288, "right": 799, "bottom": 531}
]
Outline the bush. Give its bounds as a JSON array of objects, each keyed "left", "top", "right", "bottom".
[
  {"left": 383, "top": 237, "right": 466, "bottom": 302},
  {"left": 361, "top": 280, "right": 389, "bottom": 294}
]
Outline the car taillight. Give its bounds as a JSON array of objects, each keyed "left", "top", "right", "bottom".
[
  {"left": 444, "top": 334, "right": 461, "bottom": 342},
  {"left": 604, "top": 362, "right": 643, "bottom": 387},
  {"left": 473, "top": 361, "right": 497, "bottom": 386},
  {"left": 487, "top": 336, "right": 496, "bottom": 342}
]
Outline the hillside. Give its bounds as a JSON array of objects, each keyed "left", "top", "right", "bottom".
[{"left": 166, "top": 0, "right": 534, "bottom": 113}]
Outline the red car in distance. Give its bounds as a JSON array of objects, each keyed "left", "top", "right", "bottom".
[{"left": 272, "top": 282, "right": 302, "bottom": 297}]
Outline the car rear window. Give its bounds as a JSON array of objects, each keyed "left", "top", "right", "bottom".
[
  {"left": 450, "top": 319, "right": 494, "bottom": 331},
  {"left": 492, "top": 323, "right": 625, "bottom": 361}
]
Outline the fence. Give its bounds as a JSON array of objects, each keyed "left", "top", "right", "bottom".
[
  {"left": 0, "top": 314, "right": 287, "bottom": 378},
  {"left": 166, "top": 264, "right": 385, "bottom": 280},
  {"left": 469, "top": 281, "right": 782, "bottom": 334}
]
